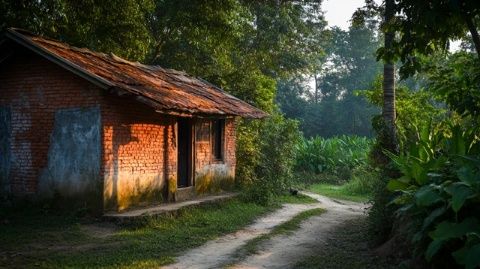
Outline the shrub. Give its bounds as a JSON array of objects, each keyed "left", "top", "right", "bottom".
[
  {"left": 343, "top": 167, "right": 381, "bottom": 196},
  {"left": 237, "top": 112, "right": 301, "bottom": 205}
]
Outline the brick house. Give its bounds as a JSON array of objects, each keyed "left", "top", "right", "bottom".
[{"left": 0, "top": 28, "right": 266, "bottom": 213}]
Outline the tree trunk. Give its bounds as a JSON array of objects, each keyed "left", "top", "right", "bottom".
[
  {"left": 464, "top": 15, "right": 480, "bottom": 57},
  {"left": 458, "top": 0, "right": 480, "bottom": 57},
  {"left": 382, "top": 0, "right": 398, "bottom": 154}
]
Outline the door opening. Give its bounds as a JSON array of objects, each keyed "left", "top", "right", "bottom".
[{"left": 177, "top": 118, "right": 193, "bottom": 188}]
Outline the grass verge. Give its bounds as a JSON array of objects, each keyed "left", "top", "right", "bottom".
[
  {"left": 0, "top": 198, "right": 277, "bottom": 269},
  {"left": 308, "top": 183, "right": 369, "bottom": 202},
  {"left": 236, "top": 208, "right": 325, "bottom": 258}
]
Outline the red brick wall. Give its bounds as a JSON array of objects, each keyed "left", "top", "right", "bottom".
[
  {"left": 0, "top": 51, "right": 102, "bottom": 194},
  {"left": 102, "top": 97, "right": 177, "bottom": 211}
]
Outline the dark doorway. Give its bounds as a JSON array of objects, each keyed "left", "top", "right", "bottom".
[{"left": 177, "top": 118, "right": 193, "bottom": 188}]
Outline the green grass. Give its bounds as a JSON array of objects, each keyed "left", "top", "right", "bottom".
[
  {"left": 308, "top": 183, "right": 369, "bottom": 202},
  {"left": 237, "top": 208, "right": 325, "bottom": 257},
  {"left": 0, "top": 199, "right": 277, "bottom": 269}
]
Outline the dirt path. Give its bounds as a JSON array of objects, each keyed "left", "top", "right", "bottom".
[{"left": 164, "top": 192, "right": 366, "bottom": 269}]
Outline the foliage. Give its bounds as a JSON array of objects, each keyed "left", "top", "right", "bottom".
[
  {"left": 317, "top": 26, "right": 382, "bottom": 102},
  {"left": 238, "top": 113, "right": 301, "bottom": 205},
  {"left": 295, "top": 135, "right": 373, "bottom": 182},
  {"left": 354, "top": 0, "right": 480, "bottom": 77},
  {"left": 360, "top": 75, "right": 447, "bottom": 246},
  {"left": 359, "top": 76, "right": 446, "bottom": 153},
  {"left": 343, "top": 167, "right": 382, "bottom": 197},
  {"left": 0, "top": 0, "right": 155, "bottom": 61},
  {"left": 424, "top": 52, "right": 480, "bottom": 118},
  {"left": 304, "top": 165, "right": 380, "bottom": 203},
  {"left": 387, "top": 121, "right": 480, "bottom": 268}
]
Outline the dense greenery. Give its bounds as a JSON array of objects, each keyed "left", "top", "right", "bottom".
[
  {"left": 293, "top": 135, "right": 380, "bottom": 201},
  {"left": 351, "top": 1, "right": 480, "bottom": 267},
  {"left": 295, "top": 135, "right": 372, "bottom": 181},
  {"left": 238, "top": 113, "right": 301, "bottom": 204},
  {"left": 387, "top": 121, "right": 480, "bottom": 268},
  {"left": 376, "top": 51, "right": 480, "bottom": 268},
  {"left": 277, "top": 24, "right": 381, "bottom": 138}
]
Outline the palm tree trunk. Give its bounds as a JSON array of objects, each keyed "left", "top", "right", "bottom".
[{"left": 382, "top": 0, "right": 398, "bottom": 154}]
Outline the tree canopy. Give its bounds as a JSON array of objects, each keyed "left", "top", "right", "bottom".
[{"left": 354, "top": 0, "right": 480, "bottom": 77}]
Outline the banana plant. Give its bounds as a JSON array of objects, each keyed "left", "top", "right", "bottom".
[{"left": 386, "top": 121, "right": 480, "bottom": 268}]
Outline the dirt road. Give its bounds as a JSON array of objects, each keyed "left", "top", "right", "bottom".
[{"left": 164, "top": 192, "right": 366, "bottom": 269}]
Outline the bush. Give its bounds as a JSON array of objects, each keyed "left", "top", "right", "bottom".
[
  {"left": 343, "top": 167, "right": 381, "bottom": 196},
  {"left": 237, "top": 112, "right": 301, "bottom": 205}
]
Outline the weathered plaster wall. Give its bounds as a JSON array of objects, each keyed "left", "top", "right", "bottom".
[
  {"left": 0, "top": 107, "right": 11, "bottom": 195},
  {"left": 102, "top": 98, "right": 177, "bottom": 211},
  {"left": 38, "top": 107, "right": 102, "bottom": 208},
  {"left": 194, "top": 118, "right": 236, "bottom": 193}
]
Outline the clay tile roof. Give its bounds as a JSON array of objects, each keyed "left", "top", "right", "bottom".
[{"left": 4, "top": 28, "right": 267, "bottom": 118}]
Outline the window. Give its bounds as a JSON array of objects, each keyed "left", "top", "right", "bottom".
[
  {"left": 212, "top": 119, "right": 225, "bottom": 160},
  {"left": 195, "top": 121, "right": 210, "bottom": 142}
]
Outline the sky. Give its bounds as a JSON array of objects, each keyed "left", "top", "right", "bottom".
[{"left": 322, "top": 0, "right": 368, "bottom": 29}]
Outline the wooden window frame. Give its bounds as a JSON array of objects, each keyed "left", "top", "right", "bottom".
[{"left": 211, "top": 119, "right": 225, "bottom": 162}]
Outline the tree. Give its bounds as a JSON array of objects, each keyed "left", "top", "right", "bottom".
[
  {"left": 277, "top": 23, "right": 382, "bottom": 138},
  {"left": 381, "top": 0, "right": 398, "bottom": 154}
]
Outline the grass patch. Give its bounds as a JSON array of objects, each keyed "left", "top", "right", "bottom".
[
  {"left": 237, "top": 208, "right": 325, "bottom": 258},
  {"left": 297, "top": 168, "right": 381, "bottom": 203},
  {"left": 275, "top": 193, "right": 318, "bottom": 204},
  {"left": 0, "top": 198, "right": 276, "bottom": 269},
  {"left": 308, "top": 183, "right": 369, "bottom": 202},
  {"left": 293, "top": 217, "right": 400, "bottom": 269}
]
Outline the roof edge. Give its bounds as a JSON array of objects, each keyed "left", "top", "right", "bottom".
[{"left": 4, "top": 28, "right": 113, "bottom": 90}]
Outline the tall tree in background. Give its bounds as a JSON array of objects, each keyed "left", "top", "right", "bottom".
[
  {"left": 277, "top": 23, "right": 382, "bottom": 138},
  {"left": 381, "top": 0, "right": 397, "bottom": 154}
]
